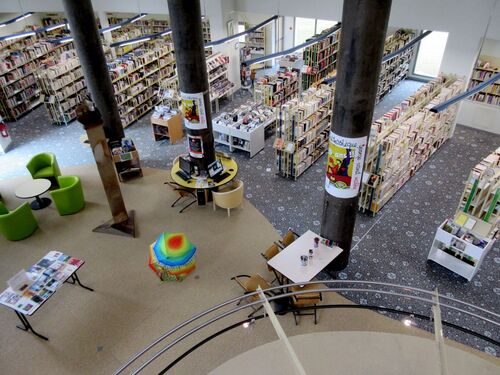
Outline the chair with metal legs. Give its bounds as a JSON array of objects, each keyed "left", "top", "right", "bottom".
[
  {"left": 231, "top": 274, "right": 279, "bottom": 318},
  {"left": 164, "top": 181, "right": 197, "bottom": 213}
]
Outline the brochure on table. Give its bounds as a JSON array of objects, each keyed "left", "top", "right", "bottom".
[{"left": 0, "top": 251, "right": 83, "bottom": 315}]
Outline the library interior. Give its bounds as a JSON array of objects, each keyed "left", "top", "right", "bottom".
[{"left": 0, "top": 0, "right": 499, "bottom": 374}]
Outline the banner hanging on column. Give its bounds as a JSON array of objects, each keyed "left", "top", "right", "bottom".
[
  {"left": 325, "top": 132, "right": 367, "bottom": 198},
  {"left": 180, "top": 92, "right": 207, "bottom": 130}
]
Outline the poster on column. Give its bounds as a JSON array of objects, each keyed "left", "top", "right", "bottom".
[
  {"left": 180, "top": 91, "right": 207, "bottom": 130},
  {"left": 325, "top": 132, "right": 367, "bottom": 198},
  {"left": 188, "top": 135, "right": 204, "bottom": 159}
]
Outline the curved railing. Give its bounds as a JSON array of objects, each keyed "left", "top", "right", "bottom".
[{"left": 113, "top": 280, "right": 500, "bottom": 374}]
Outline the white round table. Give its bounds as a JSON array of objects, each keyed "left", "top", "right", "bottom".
[{"left": 15, "top": 178, "right": 52, "bottom": 210}]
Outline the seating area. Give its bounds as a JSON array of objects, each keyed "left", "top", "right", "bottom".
[
  {"left": 233, "top": 227, "right": 325, "bottom": 325},
  {"left": 0, "top": 153, "right": 85, "bottom": 241}
]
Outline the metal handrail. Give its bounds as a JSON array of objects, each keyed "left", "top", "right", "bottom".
[{"left": 114, "top": 280, "right": 499, "bottom": 374}]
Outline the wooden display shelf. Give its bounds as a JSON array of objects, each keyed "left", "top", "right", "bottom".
[
  {"left": 112, "top": 150, "right": 143, "bottom": 182},
  {"left": 151, "top": 113, "right": 183, "bottom": 144}
]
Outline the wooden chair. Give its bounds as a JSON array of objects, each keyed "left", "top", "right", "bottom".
[
  {"left": 281, "top": 229, "right": 299, "bottom": 247},
  {"left": 231, "top": 274, "right": 275, "bottom": 317},
  {"left": 164, "top": 181, "right": 197, "bottom": 213},
  {"left": 260, "top": 243, "right": 286, "bottom": 285},
  {"left": 290, "top": 284, "right": 323, "bottom": 325}
]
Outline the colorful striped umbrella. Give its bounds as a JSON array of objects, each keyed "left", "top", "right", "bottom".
[{"left": 148, "top": 232, "right": 197, "bottom": 281}]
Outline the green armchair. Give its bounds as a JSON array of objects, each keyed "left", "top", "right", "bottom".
[
  {"left": 26, "top": 152, "right": 61, "bottom": 185},
  {"left": 50, "top": 176, "right": 85, "bottom": 215},
  {"left": 0, "top": 201, "right": 38, "bottom": 241}
]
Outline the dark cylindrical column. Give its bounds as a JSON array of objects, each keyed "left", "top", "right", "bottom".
[
  {"left": 167, "top": 0, "right": 216, "bottom": 171},
  {"left": 321, "top": 0, "right": 392, "bottom": 271},
  {"left": 62, "top": 0, "right": 124, "bottom": 141}
]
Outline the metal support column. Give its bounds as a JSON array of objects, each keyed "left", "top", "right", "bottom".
[
  {"left": 62, "top": 0, "right": 124, "bottom": 141},
  {"left": 321, "top": 0, "right": 392, "bottom": 271},
  {"left": 167, "top": 0, "right": 216, "bottom": 172}
]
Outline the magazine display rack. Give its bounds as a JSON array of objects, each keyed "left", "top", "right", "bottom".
[
  {"left": 111, "top": 138, "right": 143, "bottom": 181},
  {"left": 274, "top": 85, "right": 334, "bottom": 179},
  {"left": 212, "top": 102, "right": 275, "bottom": 158},
  {"left": 358, "top": 75, "right": 465, "bottom": 215}
]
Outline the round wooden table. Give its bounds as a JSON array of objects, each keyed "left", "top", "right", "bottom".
[{"left": 15, "top": 178, "right": 52, "bottom": 210}]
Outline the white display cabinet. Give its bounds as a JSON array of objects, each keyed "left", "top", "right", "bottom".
[
  {"left": 428, "top": 218, "right": 495, "bottom": 281},
  {"left": 213, "top": 117, "right": 274, "bottom": 158}
]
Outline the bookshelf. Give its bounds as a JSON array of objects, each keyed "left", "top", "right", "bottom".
[
  {"left": 457, "top": 146, "right": 499, "bottom": 234},
  {"left": 0, "top": 40, "right": 74, "bottom": 121},
  {"left": 274, "top": 85, "right": 334, "bottom": 179},
  {"left": 301, "top": 26, "right": 341, "bottom": 91},
  {"left": 376, "top": 29, "right": 417, "bottom": 104},
  {"left": 467, "top": 61, "right": 500, "bottom": 107},
  {"left": 358, "top": 75, "right": 465, "bottom": 215},
  {"left": 202, "top": 19, "right": 211, "bottom": 44},
  {"left": 109, "top": 44, "right": 176, "bottom": 127},
  {"left": 212, "top": 101, "right": 275, "bottom": 157},
  {"left": 254, "top": 69, "right": 300, "bottom": 107},
  {"left": 37, "top": 50, "right": 87, "bottom": 125}
]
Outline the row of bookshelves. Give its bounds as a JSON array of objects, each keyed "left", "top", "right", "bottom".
[
  {"left": 274, "top": 85, "right": 335, "bottom": 179},
  {"left": 301, "top": 25, "right": 341, "bottom": 90},
  {"left": 458, "top": 146, "right": 499, "bottom": 231},
  {"left": 254, "top": 69, "right": 300, "bottom": 107},
  {"left": 358, "top": 75, "right": 465, "bottom": 215},
  {"left": 467, "top": 60, "right": 500, "bottom": 107}
]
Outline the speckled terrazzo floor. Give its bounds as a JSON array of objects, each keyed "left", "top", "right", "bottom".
[{"left": 1, "top": 79, "right": 499, "bottom": 356}]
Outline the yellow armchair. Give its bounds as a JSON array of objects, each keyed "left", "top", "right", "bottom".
[{"left": 212, "top": 180, "right": 244, "bottom": 217}]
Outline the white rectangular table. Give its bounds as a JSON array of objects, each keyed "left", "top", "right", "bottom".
[
  {"left": 267, "top": 230, "right": 343, "bottom": 283},
  {"left": 0, "top": 251, "right": 93, "bottom": 340}
]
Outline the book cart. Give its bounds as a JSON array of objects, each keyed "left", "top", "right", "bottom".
[{"left": 357, "top": 75, "right": 464, "bottom": 216}]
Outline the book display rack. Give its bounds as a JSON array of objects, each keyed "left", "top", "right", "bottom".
[
  {"left": 111, "top": 138, "right": 143, "bottom": 181},
  {"left": 37, "top": 50, "right": 87, "bottom": 125},
  {"left": 213, "top": 101, "right": 275, "bottom": 157},
  {"left": 467, "top": 61, "right": 500, "bottom": 106},
  {"left": 274, "top": 85, "right": 335, "bottom": 179},
  {"left": 254, "top": 69, "right": 300, "bottom": 107},
  {"left": 301, "top": 25, "right": 341, "bottom": 91},
  {"left": 0, "top": 40, "right": 74, "bottom": 121},
  {"left": 202, "top": 18, "right": 212, "bottom": 44},
  {"left": 376, "top": 29, "right": 417, "bottom": 104},
  {"left": 428, "top": 216, "right": 496, "bottom": 281},
  {"left": 358, "top": 75, "right": 465, "bottom": 215},
  {"left": 457, "top": 146, "right": 499, "bottom": 233}
]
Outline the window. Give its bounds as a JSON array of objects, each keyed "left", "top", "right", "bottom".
[
  {"left": 413, "top": 31, "right": 449, "bottom": 78},
  {"left": 237, "top": 23, "right": 246, "bottom": 43},
  {"left": 294, "top": 17, "right": 315, "bottom": 46},
  {"left": 316, "top": 19, "right": 336, "bottom": 33}
]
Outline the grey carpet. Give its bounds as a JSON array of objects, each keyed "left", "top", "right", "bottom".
[{"left": 1, "top": 79, "right": 498, "bottom": 356}]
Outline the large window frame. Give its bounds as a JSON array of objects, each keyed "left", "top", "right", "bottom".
[
  {"left": 410, "top": 30, "right": 449, "bottom": 79},
  {"left": 294, "top": 17, "right": 337, "bottom": 47}
]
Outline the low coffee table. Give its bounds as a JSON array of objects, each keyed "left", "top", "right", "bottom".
[{"left": 15, "top": 178, "right": 52, "bottom": 210}]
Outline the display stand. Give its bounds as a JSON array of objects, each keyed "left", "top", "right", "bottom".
[
  {"left": 428, "top": 215, "right": 496, "bottom": 281},
  {"left": 213, "top": 102, "right": 275, "bottom": 158},
  {"left": 110, "top": 139, "right": 143, "bottom": 182},
  {"left": 151, "top": 113, "right": 183, "bottom": 144}
]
